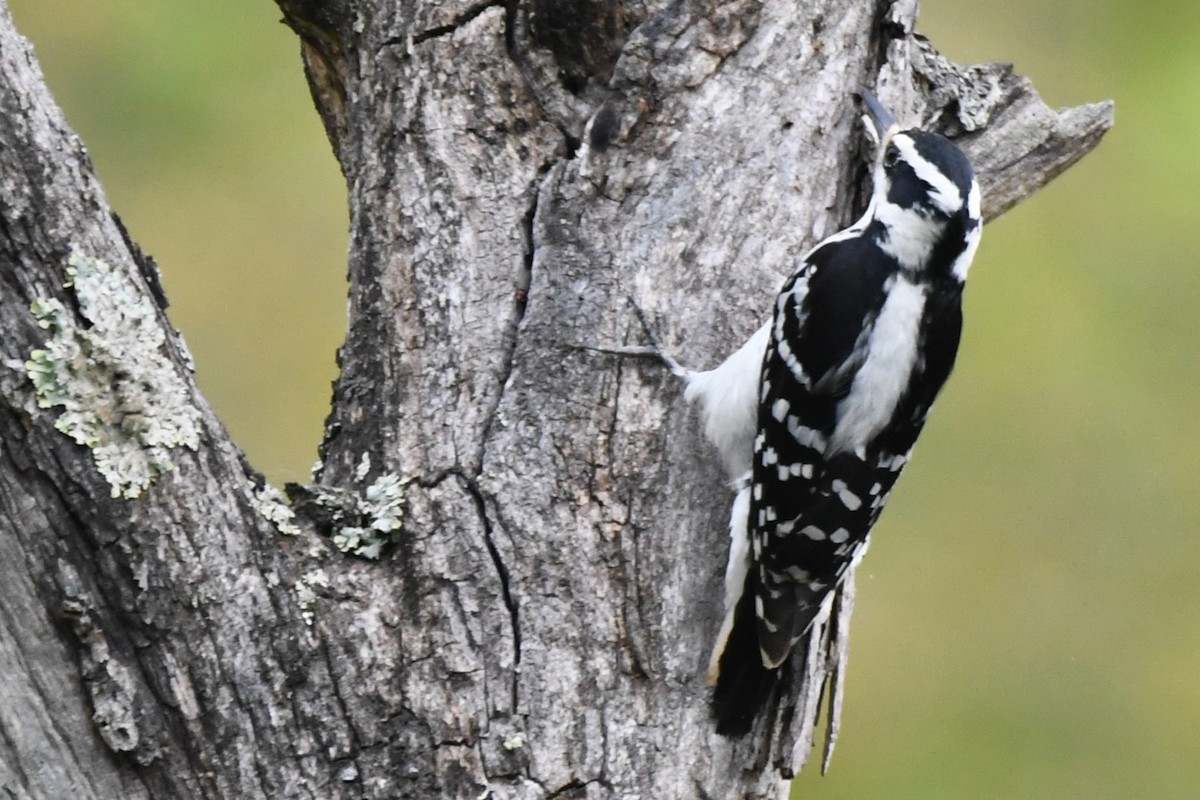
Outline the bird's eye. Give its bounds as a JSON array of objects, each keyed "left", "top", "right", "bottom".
[{"left": 883, "top": 145, "right": 900, "bottom": 169}]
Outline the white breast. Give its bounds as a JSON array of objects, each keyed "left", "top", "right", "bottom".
[{"left": 829, "top": 276, "right": 926, "bottom": 455}]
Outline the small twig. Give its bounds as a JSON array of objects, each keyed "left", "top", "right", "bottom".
[{"left": 569, "top": 296, "right": 692, "bottom": 379}]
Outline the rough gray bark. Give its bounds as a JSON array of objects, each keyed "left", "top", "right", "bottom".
[{"left": 0, "top": 1, "right": 1110, "bottom": 799}]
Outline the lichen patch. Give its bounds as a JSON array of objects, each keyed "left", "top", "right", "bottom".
[
  {"left": 332, "top": 472, "right": 408, "bottom": 559},
  {"left": 25, "top": 251, "right": 201, "bottom": 499},
  {"left": 253, "top": 482, "right": 302, "bottom": 536},
  {"left": 295, "top": 569, "right": 330, "bottom": 627}
]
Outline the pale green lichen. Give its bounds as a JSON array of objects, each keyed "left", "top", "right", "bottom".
[
  {"left": 253, "top": 482, "right": 301, "bottom": 536},
  {"left": 25, "top": 251, "right": 201, "bottom": 499},
  {"left": 353, "top": 452, "right": 371, "bottom": 481},
  {"left": 295, "top": 569, "right": 330, "bottom": 626},
  {"left": 332, "top": 472, "right": 408, "bottom": 559}
]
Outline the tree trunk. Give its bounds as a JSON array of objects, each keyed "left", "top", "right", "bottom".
[{"left": 0, "top": 1, "right": 1110, "bottom": 798}]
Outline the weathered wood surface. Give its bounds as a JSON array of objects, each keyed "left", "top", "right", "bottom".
[{"left": 0, "top": 1, "right": 1110, "bottom": 798}]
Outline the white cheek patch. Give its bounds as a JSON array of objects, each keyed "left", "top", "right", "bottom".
[
  {"left": 875, "top": 201, "right": 942, "bottom": 270},
  {"left": 953, "top": 223, "right": 982, "bottom": 281},
  {"left": 947, "top": 181, "right": 983, "bottom": 282}
]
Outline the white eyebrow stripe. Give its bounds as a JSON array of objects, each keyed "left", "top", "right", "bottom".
[{"left": 893, "top": 135, "right": 964, "bottom": 215}]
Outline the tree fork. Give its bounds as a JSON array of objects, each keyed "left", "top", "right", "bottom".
[{"left": 0, "top": 1, "right": 1110, "bottom": 799}]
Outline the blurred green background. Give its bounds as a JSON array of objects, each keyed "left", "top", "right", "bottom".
[{"left": 9, "top": 1, "right": 1198, "bottom": 798}]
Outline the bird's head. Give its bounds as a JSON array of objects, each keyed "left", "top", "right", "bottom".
[{"left": 858, "top": 90, "right": 982, "bottom": 279}]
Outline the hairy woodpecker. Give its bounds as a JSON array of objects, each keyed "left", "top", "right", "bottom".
[{"left": 636, "top": 91, "right": 982, "bottom": 737}]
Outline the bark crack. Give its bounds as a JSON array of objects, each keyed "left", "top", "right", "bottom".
[
  {"left": 458, "top": 474, "right": 521, "bottom": 715},
  {"left": 501, "top": 0, "right": 585, "bottom": 151},
  {"left": 474, "top": 182, "right": 538, "bottom": 469},
  {"left": 600, "top": 358, "right": 652, "bottom": 680},
  {"left": 402, "top": 2, "right": 507, "bottom": 48},
  {"left": 0, "top": 707, "right": 35, "bottom": 793},
  {"left": 313, "top": 637, "right": 362, "bottom": 760},
  {"left": 546, "top": 777, "right": 610, "bottom": 799}
]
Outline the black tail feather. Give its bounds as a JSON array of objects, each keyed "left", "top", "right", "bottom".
[{"left": 710, "top": 588, "right": 782, "bottom": 737}]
